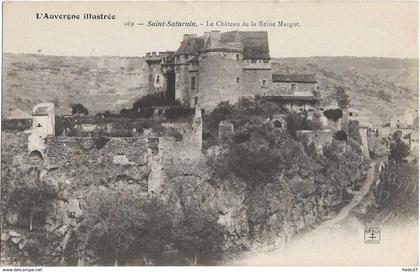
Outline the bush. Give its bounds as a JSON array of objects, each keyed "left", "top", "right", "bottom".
[
  {"left": 132, "top": 92, "right": 178, "bottom": 109},
  {"left": 389, "top": 139, "right": 410, "bottom": 162},
  {"left": 1, "top": 118, "right": 32, "bottom": 132},
  {"left": 172, "top": 204, "right": 225, "bottom": 265},
  {"left": 7, "top": 182, "right": 58, "bottom": 230},
  {"left": 74, "top": 188, "right": 225, "bottom": 265},
  {"left": 286, "top": 112, "right": 322, "bottom": 137},
  {"left": 348, "top": 120, "right": 362, "bottom": 144},
  {"left": 165, "top": 106, "right": 194, "bottom": 120},
  {"left": 323, "top": 108, "right": 343, "bottom": 122},
  {"left": 334, "top": 130, "right": 348, "bottom": 141},
  {"left": 71, "top": 103, "right": 89, "bottom": 116}
]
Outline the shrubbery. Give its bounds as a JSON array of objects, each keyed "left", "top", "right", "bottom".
[
  {"left": 71, "top": 188, "right": 225, "bottom": 265},
  {"left": 323, "top": 108, "right": 343, "bottom": 122},
  {"left": 7, "top": 181, "right": 58, "bottom": 231}
]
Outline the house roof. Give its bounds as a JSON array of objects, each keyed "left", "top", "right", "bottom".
[
  {"left": 175, "top": 31, "right": 270, "bottom": 59},
  {"left": 264, "top": 95, "right": 319, "bottom": 102},
  {"left": 33, "top": 106, "right": 50, "bottom": 116},
  {"left": 175, "top": 37, "right": 205, "bottom": 56},
  {"left": 233, "top": 31, "right": 270, "bottom": 60},
  {"left": 272, "top": 74, "right": 317, "bottom": 83}
]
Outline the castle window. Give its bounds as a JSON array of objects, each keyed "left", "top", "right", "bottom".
[
  {"left": 156, "top": 75, "right": 160, "bottom": 84},
  {"left": 191, "top": 77, "right": 196, "bottom": 91},
  {"left": 251, "top": 59, "right": 257, "bottom": 64},
  {"left": 184, "top": 55, "right": 188, "bottom": 60},
  {"left": 291, "top": 83, "right": 296, "bottom": 91},
  {"left": 236, "top": 77, "right": 240, "bottom": 84},
  {"left": 236, "top": 54, "right": 240, "bottom": 61},
  {"left": 176, "top": 56, "right": 180, "bottom": 61},
  {"left": 262, "top": 79, "right": 266, "bottom": 86}
]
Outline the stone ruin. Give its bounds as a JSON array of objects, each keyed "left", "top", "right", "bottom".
[{"left": 26, "top": 102, "right": 204, "bottom": 195}]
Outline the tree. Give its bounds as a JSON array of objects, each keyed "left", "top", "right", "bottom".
[
  {"left": 172, "top": 204, "right": 225, "bottom": 265},
  {"left": 7, "top": 181, "right": 58, "bottom": 231},
  {"left": 389, "top": 139, "right": 410, "bottom": 162},
  {"left": 79, "top": 188, "right": 175, "bottom": 266},
  {"left": 334, "top": 130, "right": 348, "bottom": 141},
  {"left": 335, "top": 86, "right": 351, "bottom": 108},
  {"left": 348, "top": 120, "right": 362, "bottom": 144},
  {"left": 71, "top": 103, "right": 89, "bottom": 116}
]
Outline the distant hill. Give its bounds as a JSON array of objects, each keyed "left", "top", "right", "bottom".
[
  {"left": 272, "top": 57, "right": 418, "bottom": 124},
  {"left": 2, "top": 53, "right": 418, "bottom": 123},
  {"left": 2, "top": 53, "right": 149, "bottom": 117}
]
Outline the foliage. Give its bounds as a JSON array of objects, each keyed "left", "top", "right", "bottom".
[
  {"left": 7, "top": 181, "right": 58, "bottom": 230},
  {"left": 172, "top": 204, "right": 225, "bottom": 265},
  {"left": 334, "top": 130, "right": 348, "bottom": 141},
  {"left": 165, "top": 106, "right": 195, "bottom": 120},
  {"left": 132, "top": 92, "right": 179, "bottom": 109},
  {"left": 76, "top": 188, "right": 225, "bottom": 265},
  {"left": 1, "top": 118, "right": 32, "bottom": 132},
  {"left": 71, "top": 103, "right": 89, "bottom": 116},
  {"left": 286, "top": 111, "right": 323, "bottom": 137},
  {"left": 375, "top": 160, "right": 418, "bottom": 220},
  {"left": 348, "top": 120, "right": 362, "bottom": 144},
  {"left": 323, "top": 108, "right": 343, "bottom": 122},
  {"left": 334, "top": 86, "right": 351, "bottom": 108},
  {"left": 389, "top": 139, "right": 410, "bottom": 162}
]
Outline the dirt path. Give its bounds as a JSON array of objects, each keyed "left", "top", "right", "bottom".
[{"left": 321, "top": 159, "right": 382, "bottom": 227}]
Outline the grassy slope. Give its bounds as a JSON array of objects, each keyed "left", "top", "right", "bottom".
[{"left": 2, "top": 53, "right": 418, "bottom": 123}]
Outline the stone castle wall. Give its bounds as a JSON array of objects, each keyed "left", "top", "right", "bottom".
[
  {"left": 198, "top": 52, "right": 243, "bottom": 110},
  {"left": 175, "top": 64, "right": 191, "bottom": 106},
  {"left": 271, "top": 82, "right": 316, "bottom": 96},
  {"left": 242, "top": 68, "right": 272, "bottom": 97}
]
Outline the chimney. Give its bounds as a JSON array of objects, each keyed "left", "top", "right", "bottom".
[
  {"left": 183, "top": 34, "right": 197, "bottom": 41},
  {"left": 209, "top": 31, "right": 221, "bottom": 46},
  {"left": 203, "top": 32, "right": 210, "bottom": 45},
  {"left": 146, "top": 52, "right": 151, "bottom": 58}
]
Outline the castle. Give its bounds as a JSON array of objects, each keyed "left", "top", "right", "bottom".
[{"left": 145, "top": 30, "right": 318, "bottom": 111}]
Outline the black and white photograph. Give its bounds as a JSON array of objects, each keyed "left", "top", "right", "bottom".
[{"left": 0, "top": 1, "right": 418, "bottom": 269}]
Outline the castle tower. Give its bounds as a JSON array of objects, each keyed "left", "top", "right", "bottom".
[
  {"left": 198, "top": 31, "right": 243, "bottom": 110},
  {"left": 28, "top": 102, "right": 55, "bottom": 154},
  {"left": 145, "top": 52, "right": 165, "bottom": 92}
]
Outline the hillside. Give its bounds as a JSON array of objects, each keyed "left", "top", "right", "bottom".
[
  {"left": 2, "top": 53, "right": 418, "bottom": 123},
  {"left": 2, "top": 53, "right": 149, "bottom": 117},
  {"left": 272, "top": 57, "right": 418, "bottom": 124}
]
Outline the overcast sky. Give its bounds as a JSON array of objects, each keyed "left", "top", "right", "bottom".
[{"left": 3, "top": 1, "right": 418, "bottom": 58}]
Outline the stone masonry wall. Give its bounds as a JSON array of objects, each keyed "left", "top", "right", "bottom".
[
  {"left": 271, "top": 82, "right": 317, "bottom": 96},
  {"left": 242, "top": 69, "right": 272, "bottom": 97},
  {"left": 198, "top": 52, "right": 243, "bottom": 110}
]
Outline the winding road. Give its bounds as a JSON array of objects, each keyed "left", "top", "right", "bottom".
[{"left": 321, "top": 159, "right": 382, "bottom": 227}]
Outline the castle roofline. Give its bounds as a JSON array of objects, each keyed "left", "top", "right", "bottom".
[{"left": 273, "top": 74, "right": 317, "bottom": 83}]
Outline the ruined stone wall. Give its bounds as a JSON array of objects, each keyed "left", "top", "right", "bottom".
[
  {"left": 188, "top": 65, "right": 199, "bottom": 107},
  {"left": 175, "top": 64, "right": 190, "bottom": 106},
  {"left": 271, "top": 82, "right": 317, "bottom": 96},
  {"left": 198, "top": 52, "right": 243, "bottom": 110},
  {"left": 359, "top": 128, "right": 370, "bottom": 160},
  {"left": 44, "top": 136, "right": 179, "bottom": 194},
  {"left": 242, "top": 69, "right": 272, "bottom": 97}
]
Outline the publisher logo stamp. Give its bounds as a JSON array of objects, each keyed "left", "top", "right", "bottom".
[{"left": 364, "top": 227, "right": 381, "bottom": 244}]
